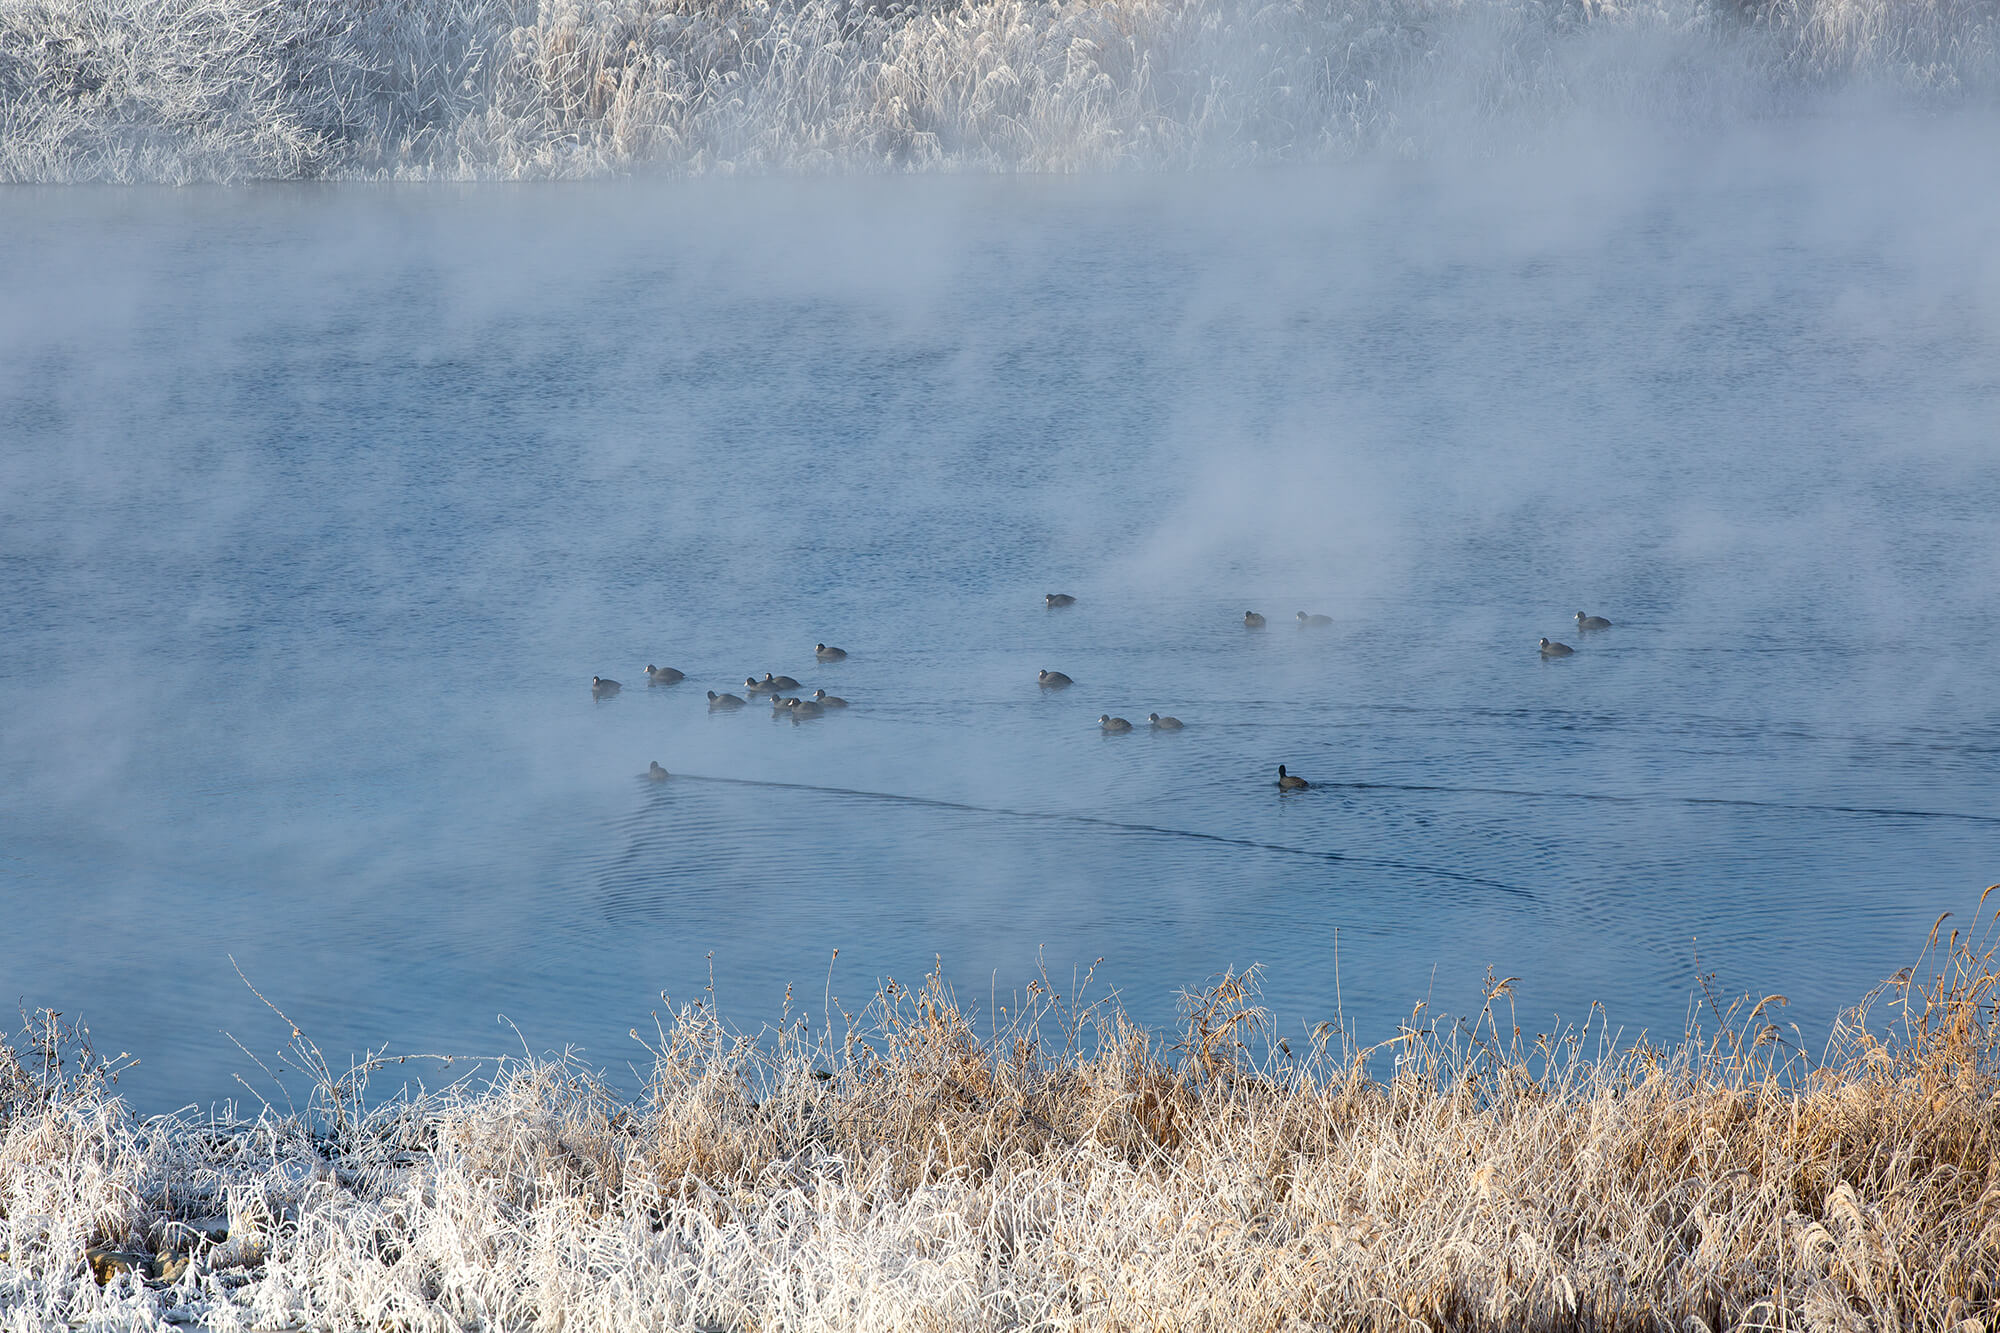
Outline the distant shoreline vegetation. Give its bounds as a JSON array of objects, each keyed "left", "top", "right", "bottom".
[
  {"left": 4, "top": 899, "right": 1998, "bottom": 1328},
  {"left": 0, "top": 0, "right": 1994, "bottom": 183}
]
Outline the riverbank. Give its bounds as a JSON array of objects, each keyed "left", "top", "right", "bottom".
[
  {"left": 5, "top": 0, "right": 1996, "bottom": 183},
  {"left": 5, "top": 903, "right": 1998, "bottom": 1330}
]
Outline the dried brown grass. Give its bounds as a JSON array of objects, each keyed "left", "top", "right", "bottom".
[{"left": 5, "top": 896, "right": 2000, "bottom": 1330}]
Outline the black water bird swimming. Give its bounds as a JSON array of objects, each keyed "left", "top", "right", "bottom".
[
  {"left": 1277, "top": 764, "right": 1309, "bottom": 790},
  {"left": 1039, "top": 669, "right": 1073, "bottom": 689},
  {"left": 591, "top": 675, "right": 621, "bottom": 697},
  {"left": 815, "top": 643, "right": 848, "bottom": 661},
  {"left": 1099, "top": 714, "right": 1133, "bottom": 733},
  {"left": 811, "top": 689, "right": 849, "bottom": 708},
  {"left": 1148, "top": 713, "right": 1184, "bottom": 730},
  {"left": 647, "top": 761, "right": 670, "bottom": 781},
  {"left": 763, "top": 672, "right": 801, "bottom": 691},
  {"left": 1297, "top": 611, "right": 1333, "bottom": 627},
  {"left": 645, "top": 664, "right": 685, "bottom": 685},
  {"left": 1539, "top": 638, "right": 1575, "bottom": 657},
  {"left": 1575, "top": 612, "right": 1613, "bottom": 630},
  {"left": 1046, "top": 593, "right": 1077, "bottom": 607},
  {"left": 1244, "top": 611, "right": 1266, "bottom": 628},
  {"left": 708, "top": 690, "right": 747, "bottom": 710}
]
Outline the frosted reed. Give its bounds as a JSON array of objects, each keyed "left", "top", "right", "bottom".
[
  {"left": 5, "top": 900, "right": 2000, "bottom": 1329},
  {"left": 0, "top": 0, "right": 1993, "bottom": 181}
]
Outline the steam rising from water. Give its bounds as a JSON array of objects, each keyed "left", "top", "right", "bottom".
[
  {"left": 1, "top": 0, "right": 1995, "bottom": 182},
  {"left": 2, "top": 128, "right": 1997, "bottom": 1112}
]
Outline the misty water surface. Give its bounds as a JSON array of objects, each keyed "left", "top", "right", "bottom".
[{"left": 3, "top": 117, "right": 1998, "bottom": 1111}]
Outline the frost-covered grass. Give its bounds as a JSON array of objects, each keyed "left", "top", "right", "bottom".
[
  {"left": 6, "top": 899, "right": 2000, "bottom": 1330},
  {"left": 0, "top": 0, "right": 1993, "bottom": 181}
]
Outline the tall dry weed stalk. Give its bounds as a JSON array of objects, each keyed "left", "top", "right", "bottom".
[
  {"left": 0, "top": 0, "right": 1994, "bottom": 181},
  {"left": 5, "top": 894, "right": 2000, "bottom": 1327}
]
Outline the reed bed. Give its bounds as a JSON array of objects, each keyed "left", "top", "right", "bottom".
[
  {"left": 0, "top": 0, "right": 1994, "bottom": 182},
  {"left": 5, "top": 899, "right": 2000, "bottom": 1330}
]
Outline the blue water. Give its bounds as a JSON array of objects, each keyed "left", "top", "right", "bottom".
[{"left": 4, "top": 123, "right": 1998, "bottom": 1112}]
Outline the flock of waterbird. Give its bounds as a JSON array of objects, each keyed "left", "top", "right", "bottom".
[
  {"left": 1540, "top": 610, "right": 1613, "bottom": 658},
  {"left": 595, "top": 600, "right": 1614, "bottom": 790}
]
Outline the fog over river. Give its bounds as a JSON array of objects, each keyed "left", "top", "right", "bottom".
[{"left": 2, "top": 101, "right": 1997, "bottom": 1110}]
